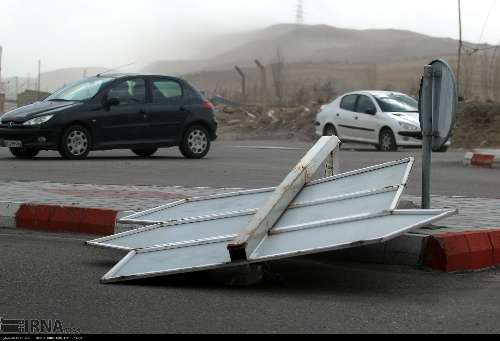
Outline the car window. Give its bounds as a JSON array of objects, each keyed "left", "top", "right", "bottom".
[
  {"left": 356, "top": 95, "right": 377, "bottom": 114},
  {"left": 374, "top": 93, "right": 418, "bottom": 113},
  {"left": 152, "top": 79, "right": 183, "bottom": 103},
  {"left": 340, "top": 95, "right": 358, "bottom": 112},
  {"left": 46, "top": 77, "right": 114, "bottom": 102},
  {"left": 107, "top": 79, "right": 146, "bottom": 105}
]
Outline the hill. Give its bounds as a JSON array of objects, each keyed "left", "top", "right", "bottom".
[{"left": 144, "top": 24, "right": 472, "bottom": 74}]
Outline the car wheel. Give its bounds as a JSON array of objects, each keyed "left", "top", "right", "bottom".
[
  {"left": 132, "top": 148, "right": 158, "bottom": 158},
  {"left": 179, "top": 125, "right": 211, "bottom": 159},
  {"left": 378, "top": 128, "right": 398, "bottom": 152},
  {"left": 323, "top": 124, "right": 338, "bottom": 137},
  {"left": 10, "top": 147, "right": 40, "bottom": 159},
  {"left": 59, "top": 125, "right": 92, "bottom": 160}
]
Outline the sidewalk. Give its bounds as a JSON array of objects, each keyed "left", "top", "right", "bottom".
[{"left": 1, "top": 180, "right": 499, "bottom": 229}]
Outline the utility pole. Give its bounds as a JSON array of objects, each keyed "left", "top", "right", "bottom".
[
  {"left": 0, "top": 46, "right": 3, "bottom": 93},
  {"left": 37, "top": 59, "right": 41, "bottom": 100},
  {"left": 296, "top": 0, "right": 304, "bottom": 25},
  {"left": 457, "top": 0, "right": 463, "bottom": 99}
]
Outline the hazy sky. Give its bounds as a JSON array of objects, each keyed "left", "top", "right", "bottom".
[{"left": 1, "top": 0, "right": 500, "bottom": 77}]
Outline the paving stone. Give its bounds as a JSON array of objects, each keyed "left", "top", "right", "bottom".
[{"left": 0, "top": 181, "right": 498, "bottom": 229}]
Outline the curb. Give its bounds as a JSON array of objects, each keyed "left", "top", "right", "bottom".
[
  {"left": 0, "top": 202, "right": 119, "bottom": 236},
  {"left": 464, "top": 150, "right": 500, "bottom": 168},
  {"left": 335, "top": 229, "right": 500, "bottom": 272},
  {"left": 422, "top": 230, "right": 500, "bottom": 272}
]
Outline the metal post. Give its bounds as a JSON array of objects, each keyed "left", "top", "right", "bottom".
[
  {"left": 457, "top": 0, "right": 463, "bottom": 98},
  {"left": 325, "top": 149, "right": 339, "bottom": 177},
  {"left": 235, "top": 66, "right": 247, "bottom": 105},
  {"left": 255, "top": 59, "right": 268, "bottom": 115},
  {"left": 421, "top": 65, "right": 434, "bottom": 209}
]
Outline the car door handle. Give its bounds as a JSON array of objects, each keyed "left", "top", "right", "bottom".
[{"left": 336, "top": 113, "right": 340, "bottom": 117}]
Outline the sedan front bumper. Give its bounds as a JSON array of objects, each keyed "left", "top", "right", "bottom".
[
  {"left": 397, "top": 131, "right": 451, "bottom": 147},
  {"left": 0, "top": 127, "right": 59, "bottom": 149}
]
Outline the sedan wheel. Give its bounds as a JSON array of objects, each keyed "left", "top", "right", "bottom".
[
  {"left": 59, "top": 125, "right": 92, "bottom": 160},
  {"left": 323, "top": 124, "right": 337, "bottom": 137},
  {"left": 179, "top": 126, "right": 211, "bottom": 159},
  {"left": 378, "top": 129, "right": 398, "bottom": 152}
]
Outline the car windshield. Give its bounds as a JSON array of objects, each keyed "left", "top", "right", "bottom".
[
  {"left": 374, "top": 94, "right": 419, "bottom": 113},
  {"left": 46, "top": 77, "right": 114, "bottom": 102}
]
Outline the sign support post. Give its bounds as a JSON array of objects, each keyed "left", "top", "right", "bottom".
[
  {"left": 419, "top": 59, "right": 457, "bottom": 210},
  {"left": 421, "top": 65, "right": 434, "bottom": 209}
]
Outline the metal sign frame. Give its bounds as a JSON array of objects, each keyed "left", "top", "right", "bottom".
[
  {"left": 89, "top": 184, "right": 405, "bottom": 252},
  {"left": 87, "top": 137, "right": 457, "bottom": 285},
  {"left": 99, "top": 209, "right": 456, "bottom": 284}
]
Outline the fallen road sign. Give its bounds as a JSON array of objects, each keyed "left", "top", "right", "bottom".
[
  {"left": 88, "top": 136, "right": 457, "bottom": 284},
  {"left": 90, "top": 185, "right": 404, "bottom": 251},
  {"left": 99, "top": 210, "right": 454, "bottom": 283}
]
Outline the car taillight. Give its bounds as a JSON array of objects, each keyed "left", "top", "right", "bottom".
[{"left": 202, "top": 101, "right": 215, "bottom": 111}]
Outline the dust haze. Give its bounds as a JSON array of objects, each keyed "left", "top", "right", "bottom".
[{"left": 1, "top": 0, "right": 500, "bottom": 77}]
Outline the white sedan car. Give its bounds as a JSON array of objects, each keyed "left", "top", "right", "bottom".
[{"left": 315, "top": 90, "right": 449, "bottom": 152}]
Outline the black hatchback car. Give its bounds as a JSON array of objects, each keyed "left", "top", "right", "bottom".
[{"left": 0, "top": 74, "right": 217, "bottom": 159}]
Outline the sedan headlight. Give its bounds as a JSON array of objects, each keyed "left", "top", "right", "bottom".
[
  {"left": 22, "top": 115, "right": 54, "bottom": 126},
  {"left": 399, "top": 122, "right": 420, "bottom": 131}
]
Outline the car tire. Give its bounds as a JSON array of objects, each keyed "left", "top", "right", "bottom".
[
  {"left": 378, "top": 128, "right": 398, "bottom": 152},
  {"left": 323, "top": 124, "right": 338, "bottom": 137},
  {"left": 10, "top": 148, "right": 40, "bottom": 159},
  {"left": 132, "top": 148, "right": 158, "bottom": 158},
  {"left": 179, "top": 125, "right": 211, "bottom": 159},
  {"left": 59, "top": 125, "right": 92, "bottom": 160}
]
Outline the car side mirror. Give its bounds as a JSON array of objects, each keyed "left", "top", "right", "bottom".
[
  {"left": 106, "top": 98, "right": 120, "bottom": 107},
  {"left": 365, "top": 109, "right": 376, "bottom": 115}
]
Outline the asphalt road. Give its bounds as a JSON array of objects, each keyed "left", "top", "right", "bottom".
[
  {"left": 0, "top": 141, "right": 498, "bottom": 198},
  {"left": 1, "top": 228, "right": 500, "bottom": 334}
]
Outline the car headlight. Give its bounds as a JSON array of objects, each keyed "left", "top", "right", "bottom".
[
  {"left": 22, "top": 115, "right": 54, "bottom": 126},
  {"left": 399, "top": 122, "right": 420, "bottom": 131}
]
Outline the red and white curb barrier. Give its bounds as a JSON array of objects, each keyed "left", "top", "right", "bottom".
[
  {"left": 464, "top": 150, "right": 500, "bottom": 168},
  {"left": 332, "top": 229, "right": 500, "bottom": 272},
  {"left": 423, "top": 230, "right": 500, "bottom": 272},
  {"left": 0, "top": 202, "right": 118, "bottom": 236}
]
